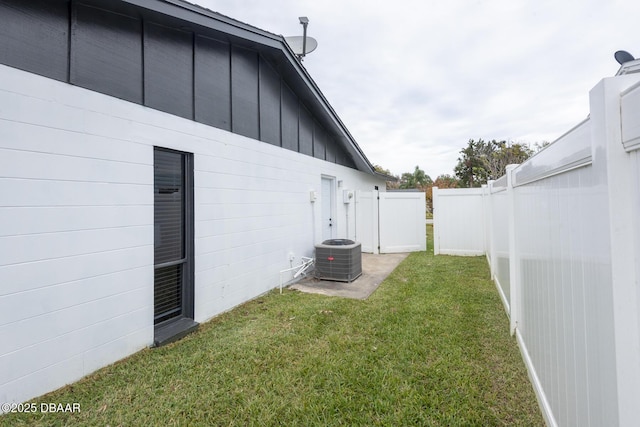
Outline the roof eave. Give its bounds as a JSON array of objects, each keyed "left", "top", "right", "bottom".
[
  {"left": 121, "top": 0, "right": 380, "bottom": 177},
  {"left": 374, "top": 171, "right": 398, "bottom": 182},
  {"left": 272, "top": 32, "right": 378, "bottom": 176},
  {"left": 123, "top": 0, "right": 283, "bottom": 47}
]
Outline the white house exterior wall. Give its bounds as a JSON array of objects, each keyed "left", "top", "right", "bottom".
[{"left": 0, "top": 64, "right": 385, "bottom": 406}]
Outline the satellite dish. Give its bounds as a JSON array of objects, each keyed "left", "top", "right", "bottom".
[
  {"left": 615, "top": 50, "right": 635, "bottom": 65},
  {"left": 285, "top": 35, "right": 318, "bottom": 56}
]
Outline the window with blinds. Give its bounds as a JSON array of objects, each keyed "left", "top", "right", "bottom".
[{"left": 154, "top": 148, "right": 193, "bottom": 326}]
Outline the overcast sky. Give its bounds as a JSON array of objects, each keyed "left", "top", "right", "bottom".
[{"left": 194, "top": 0, "right": 640, "bottom": 179}]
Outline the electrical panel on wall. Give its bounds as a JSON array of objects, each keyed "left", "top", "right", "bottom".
[{"left": 343, "top": 190, "right": 354, "bottom": 203}]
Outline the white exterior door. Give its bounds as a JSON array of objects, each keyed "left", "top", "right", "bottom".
[{"left": 321, "top": 176, "right": 335, "bottom": 241}]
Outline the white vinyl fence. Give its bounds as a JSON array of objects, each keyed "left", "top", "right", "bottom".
[
  {"left": 433, "top": 73, "right": 640, "bottom": 427},
  {"left": 356, "top": 190, "right": 426, "bottom": 254},
  {"left": 432, "top": 187, "right": 485, "bottom": 256}
]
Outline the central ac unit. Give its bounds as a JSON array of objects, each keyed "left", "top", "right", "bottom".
[{"left": 314, "top": 239, "right": 362, "bottom": 282}]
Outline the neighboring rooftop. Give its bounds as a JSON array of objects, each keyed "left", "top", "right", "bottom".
[
  {"left": 615, "top": 50, "right": 640, "bottom": 76},
  {"left": 617, "top": 58, "right": 640, "bottom": 76}
]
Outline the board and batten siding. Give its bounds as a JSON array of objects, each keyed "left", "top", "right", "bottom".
[
  {"left": 0, "top": 0, "right": 357, "bottom": 169},
  {"left": 0, "top": 63, "right": 384, "bottom": 407}
]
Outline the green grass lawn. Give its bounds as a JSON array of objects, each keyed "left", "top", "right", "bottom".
[{"left": 2, "top": 226, "right": 543, "bottom": 426}]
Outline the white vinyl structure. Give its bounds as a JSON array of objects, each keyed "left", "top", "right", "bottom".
[
  {"left": 378, "top": 192, "right": 426, "bottom": 253},
  {"left": 355, "top": 190, "right": 426, "bottom": 254},
  {"left": 0, "top": 64, "right": 386, "bottom": 408},
  {"left": 433, "top": 71, "right": 640, "bottom": 426},
  {"left": 432, "top": 187, "right": 485, "bottom": 256}
]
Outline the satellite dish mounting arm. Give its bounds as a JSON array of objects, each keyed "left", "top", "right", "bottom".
[
  {"left": 299, "top": 16, "right": 309, "bottom": 60},
  {"left": 284, "top": 18, "right": 317, "bottom": 61}
]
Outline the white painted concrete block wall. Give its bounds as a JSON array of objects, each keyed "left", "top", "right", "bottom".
[{"left": 0, "top": 64, "right": 384, "bottom": 406}]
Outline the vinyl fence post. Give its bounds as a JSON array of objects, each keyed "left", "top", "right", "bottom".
[
  {"left": 487, "top": 180, "right": 497, "bottom": 281},
  {"left": 432, "top": 187, "right": 439, "bottom": 255},
  {"left": 373, "top": 188, "right": 380, "bottom": 255},
  {"left": 506, "top": 164, "right": 519, "bottom": 336},
  {"left": 590, "top": 75, "right": 640, "bottom": 424},
  {"left": 481, "top": 184, "right": 488, "bottom": 259}
]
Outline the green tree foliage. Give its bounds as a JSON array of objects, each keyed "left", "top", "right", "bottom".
[
  {"left": 394, "top": 165, "right": 433, "bottom": 214},
  {"left": 373, "top": 164, "right": 400, "bottom": 189},
  {"left": 454, "top": 139, "right": 534, "bottom": 187},
  {"left": 433, "top": 174, "right": 460, "bottom": 189},
  {"left": 425, "top": 174, "right": 460, "bottom": 214},
  {"left": 454, "top": 139, "right": 489, "bottom": 188},
  {"left": 399, "top": 165, "right": 432, "bottom": 190},
  {"left": 373, "top": 164, "right": 393, "bottom": 176}
]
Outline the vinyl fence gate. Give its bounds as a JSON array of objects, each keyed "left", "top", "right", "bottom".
[{"left": 355, "top": 190, "right": 426, "bottom": 254}]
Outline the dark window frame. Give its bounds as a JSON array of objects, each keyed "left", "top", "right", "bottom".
[{"left": 153, "top": 146, "right": 197, "bottom": 346}]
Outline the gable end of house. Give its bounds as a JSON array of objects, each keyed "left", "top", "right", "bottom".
[{"left": 0, "top": 0, "right": 376, "bottom": 173}]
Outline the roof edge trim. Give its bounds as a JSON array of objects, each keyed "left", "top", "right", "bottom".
[{"left": 124, "top": 0, "right": 381, "bottom": 177}]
